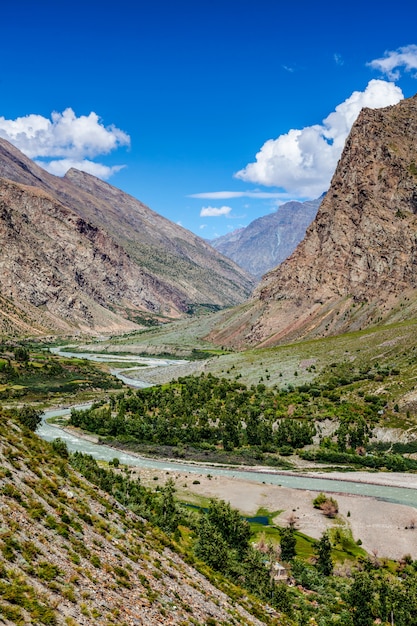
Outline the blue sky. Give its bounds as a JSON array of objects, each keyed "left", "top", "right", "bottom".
[{"left": 1, "top": 1, "right": 417, "bottom": 238}]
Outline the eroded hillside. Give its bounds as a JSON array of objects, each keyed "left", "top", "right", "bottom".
[{"left": 0, "top": 138, "right": 254, "bottom": 337}]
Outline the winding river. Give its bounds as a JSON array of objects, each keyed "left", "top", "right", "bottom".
[{"left": 38, "top": 348, "right": 417, "bottom": 508}]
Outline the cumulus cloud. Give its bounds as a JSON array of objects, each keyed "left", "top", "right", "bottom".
[
  {"left": 368, "top": 44, "right": 417, "bottom": 80},
  {"left": 39, "top": 158, "right": 125, "bottom": 179},
  {"left": 200, "top": 205, "right": 233, "bottom": 217},
  {"left": 235, "top": 79, "right": 403, "bottom": 197},
  {"left": 0, "top": 108, "right": 130, "bottom": 179}
]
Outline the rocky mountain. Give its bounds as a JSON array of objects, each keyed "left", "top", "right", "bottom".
[
  {"left": 0, "top": 138, "right": 254, "bottom": 336},
  {"left": 0, "top": 408, "right": 281, "bottom": 625},
  {"left": 210, "top": 196, "right": 323, "bottom": 279},
  {"left": 207, "top": 93, "right": 417, "bottom": 348}
]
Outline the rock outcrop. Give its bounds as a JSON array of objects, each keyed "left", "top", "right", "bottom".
[
  {"left": 0, "top": 139, "right": 254, "bottom": 336},
  {"left": 210, "top": 196, "right": 323, "bottom": 279},
  {"left": 207, "top": 93, "right": 417, "bottom": 348}
]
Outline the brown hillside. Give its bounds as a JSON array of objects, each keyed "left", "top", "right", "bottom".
[
  {"left": 0, "top": 409, "right": 277, "bottom": 625},
  {"left": 0, "top": 139, "right": 254, "bottom": 336}
]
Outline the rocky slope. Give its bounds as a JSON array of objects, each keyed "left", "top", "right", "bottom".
[
  {"left": 210, "top": 197, "right": 323, "bottom": 279},
  {"left": 207, "top": 93, "right": 417, "bottom": 348},
  {"left": 0, "top": 138, "right": 254, "bottom": 336},
  {"left": 0, "top": 409, "right": 285, "bottom": 625}
]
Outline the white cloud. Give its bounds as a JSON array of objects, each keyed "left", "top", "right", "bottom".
[
  {"left": 235, "top": 79, "right": 403, "bottom": 197},
  {"left": 367, "top": 44, "right": 417, "bottom": 80},
  {"left": 200, "top": 205, "right": 233, "bottom": 217},
  {"left": 190, "top": 190, "right": 289, "bottom": 200},
  {"left": 334, "top": 53, "right": 344, "bottom": 66},
  {"left": 38, "top": 158, "right": 125, "bottom": 179},
  {"left": 0, "top": 108, "right": 130, "bottom": 179}
]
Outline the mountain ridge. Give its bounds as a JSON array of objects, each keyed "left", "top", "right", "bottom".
[
  {"left": 0, "top": 138, "right": 254, "bottom": 336},
  {"left": 210, "top": 196, "right": 323, "bottom": 279}
]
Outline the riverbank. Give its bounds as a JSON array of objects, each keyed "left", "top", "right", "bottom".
[
  {"left": 134, "top": 466, "right": 417, "bottom": 562},
  {"left": 55, "top": 421, "right": 416, "bottom": 486},
  {"left": 49, "top": 421, "right": 417, "bottom": 560}
]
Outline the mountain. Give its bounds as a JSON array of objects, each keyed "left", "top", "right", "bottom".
[
  {"left": 207, "top": 93, "right": 417, "bottom": 348},
  {"left": 210, "top": 196, "right": 323, "bottom": 279},
  {"left": 0, "top": 408, "right": 280, "bottom": 625},
  {"left": 0, "top": 138, "right": 254, "bottom": 336}
]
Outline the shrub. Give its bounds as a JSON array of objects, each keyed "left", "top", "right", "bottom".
[
  {"left": 17, "top": 406, "right": 42, "bottom": 431},
  {"left": 313, "top": 493, "right": 339, "bottom": 518},
  {"left": 51, "top": 438, "right": 69, "bottom": 458}
]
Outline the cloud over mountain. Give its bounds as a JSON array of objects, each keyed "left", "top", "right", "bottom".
[
  {"left": 200, "top": 205, "right": 233, "bottom": 217},
  {"left": 235, "top": 79, "right": 403, "bottom": 197},
  {"left": 0, "top": 108, "right": 130, "bottom": 179}
]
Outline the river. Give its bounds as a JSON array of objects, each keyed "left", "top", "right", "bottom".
[{"left": 38, "top": 347, "right": 417, "bottom": 508}]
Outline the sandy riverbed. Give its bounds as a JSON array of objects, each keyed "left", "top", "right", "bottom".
[
  {"left": 55, "top": 422, "right": 417, "bottom": 560},
  {"left": 133, "top": 466, "right": 417, "bottom": 561}
]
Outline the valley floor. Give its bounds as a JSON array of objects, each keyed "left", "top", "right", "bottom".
[
  {"left": 52, "top": 419, "right": 417, "bottom": 561},
  {"left": 134, "top": 466, "right": 417, "bottom": 562}
]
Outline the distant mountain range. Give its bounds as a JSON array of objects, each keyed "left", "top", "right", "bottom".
[
  {"left": 207, "top": 93, "right": 417, "bottom": 348},
  {"left": 0, "top": 138, "right": 254, "bottom": 336},
  {"left": 210, "top": 196, "right": 324, "bottom": 279}
]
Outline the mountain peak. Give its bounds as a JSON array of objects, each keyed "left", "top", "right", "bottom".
[
  {"left": 0, "top": 139, "right": 254, "bottom": 336},
  {"left": 210, "top": 197, "right": 323, "bottom": 279}
]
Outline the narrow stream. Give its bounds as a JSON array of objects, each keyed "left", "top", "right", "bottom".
[{"left": 37, "top": 347, "right": 417, "bottom": 508}]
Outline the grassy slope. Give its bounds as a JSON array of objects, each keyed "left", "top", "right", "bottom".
[
  {"left": 85, "top": 317, "right": 417, "bottom": 418},
  {"left": 0, "top": 410, "right": 290, "bottom": 626}
]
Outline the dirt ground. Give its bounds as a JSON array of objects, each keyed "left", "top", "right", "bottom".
[{"left": 133, "top": 467, "right": 417, "bottom": 561}]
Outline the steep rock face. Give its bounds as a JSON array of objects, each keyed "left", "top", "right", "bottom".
[
  {"left": 208, "top": 94, "right": 417, "bottom": 348},
  {"left": 210, "top": 197, "right": 323, "bottom": 279},
  {"left": 0, "top": 139, "right": 254, "bottom": 335}
]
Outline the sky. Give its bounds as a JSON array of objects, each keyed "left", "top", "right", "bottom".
[{"left": 1, "top": 1, "right": 417, "bottom": 239}]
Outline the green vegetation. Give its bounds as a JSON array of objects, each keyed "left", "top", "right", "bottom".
[
  {"left": 3, "top": 314, "right": 417, "bottom": 623},
  {"left": 66, "top": 365, "right": 411, "bottom": 470},
  {"left": 0, "top": 342, "right": 122, "bottom": 404}
]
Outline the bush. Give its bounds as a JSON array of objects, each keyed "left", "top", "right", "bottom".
[
  {"left": 17, "top": 406, "right": 42, "bottom": 431},
  {"left": 51, "top": 438, "right": 69, "bottom": 458},
  {"left": 313, "top": 493, "right": 338, "bottom": 518}
]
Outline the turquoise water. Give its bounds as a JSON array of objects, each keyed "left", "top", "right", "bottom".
[
  {"left": 38, "top": 349, "right": 417, "bottom": 508},
  {"left": 38, "top": 405, "right": 417, "bottom": 507}
]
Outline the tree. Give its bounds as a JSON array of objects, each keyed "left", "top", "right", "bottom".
[
  {"left": 279, "top": 525, "right": 296, "bottom": 562},
  {"left": 14, "top": 345, "right": 29, "bottom": 363},
  {"left": 51, "top": 437, "right": 69, "bottom": 458},
  {"left": 315, "top": 531, "right": 332, "bottom": 575},
  {"left": 347, "top": 571, "right": 375, "bottom": 626},
  {"left": 194, "top": 515, "right": 230, "bottom": 572},
  {"left": 206, "top": 499, "right": 251, "bottom": 557},
  {"left": 155, "top": 478, "right": 180, "bottom": 534},
  {"left": 17, "top": 405, "right": 42, "bottom": 431}
]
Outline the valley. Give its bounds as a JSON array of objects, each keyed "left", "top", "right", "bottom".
[{"left": 2, "top": 92, "right": 417, "bottom": 624}]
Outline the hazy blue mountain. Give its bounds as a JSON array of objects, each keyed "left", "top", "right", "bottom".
[{"left": 210, "top": 196, "right": 324, "bottom": 279}]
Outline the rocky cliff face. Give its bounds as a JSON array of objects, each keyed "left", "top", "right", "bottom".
[
  {"left": 0, "top": 139, "right": 254, "bottom": 336},
  {"left": 207, "top": 93, "right": 417, "bottom": 348},
  {"left": 210, "top": 197, "right": 323, "bottom": 279}
]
